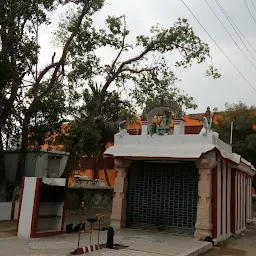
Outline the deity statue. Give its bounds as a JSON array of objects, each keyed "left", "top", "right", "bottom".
[
  {"left": 200, "top": 106, "right": 213, "bottom": 136},
  {"left": 119, "top": 120, "right": 127, "bottom": 131}
]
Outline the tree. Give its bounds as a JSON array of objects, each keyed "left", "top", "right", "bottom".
[
  {"left": 26, "top": 85, "right": 68, "bottom": 149},
  {"left": 58, "top": 86, "right": 136, "bottom": 179},
  {"left": 214, "top": 102, "right": 256, "bottom": 162},
  {"left": 0, "top": 0, "right": 105, "bottom": 201},
  {"left": 55, "top": 13, "right": 220, "bottom": 176}
]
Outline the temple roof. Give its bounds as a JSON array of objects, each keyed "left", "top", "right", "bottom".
[{"left": 105, "top": 130, "right": 255, "bottom": 176}]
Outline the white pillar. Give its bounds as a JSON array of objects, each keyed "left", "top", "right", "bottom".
[
  {"left": 237, "top": 174, "right": 241, "bottom": 232},
  {"left": 246, "top": 177, "right": 250, "bottom": 223},
  {"left": 222, "top": 160, "right": 226, "bottom": 236},
  {"left": 173, "top": 118, "right": 185, "bottom": 135},
  {"left": 227, "top": 167, "right": 231, "bottom": 234},
  {"left": 141, "top": 120, "right": 148, "bottom": 136},
  {"left": 217, "top": 157, "right": 221, "bottom": 239}
]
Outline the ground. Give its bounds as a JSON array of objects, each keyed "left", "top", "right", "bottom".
[
  {"left": 202, "top": 225, "right": 256, "bottom": 256},
  {"left": 0, "top": 226, "right": 211, "bottom": 256},
  {"left": 2, "top": 221, "right": 256, "bottom": 256}
]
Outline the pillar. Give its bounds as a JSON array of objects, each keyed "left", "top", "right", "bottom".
[
  {"left": 110, "top": 159, "right": 132, "bottom": 229},
  {"left": 173, "top": 118, "right": 185, "bottom": 135},
  {"left": 194, "top": 158, "right": 217, "bottom": 239}
]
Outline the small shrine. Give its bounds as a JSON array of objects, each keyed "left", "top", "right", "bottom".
[{"left": 106, "top": 106, "right": 255, "bottom": 243}]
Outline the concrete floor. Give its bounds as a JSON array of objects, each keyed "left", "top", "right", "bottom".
[
  {"left": 202, "top": 225, "right": 256, "bottom": 256},
  {"left": 0, "top": 220, "right": 16, "bottom": 238},
  {"left": 0, "top": 228, "right": 211, "bottom": 256}
]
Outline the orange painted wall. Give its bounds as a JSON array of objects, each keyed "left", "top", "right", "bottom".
[{"left": 40, "top": 112, "right": 234, "bottom": 187}]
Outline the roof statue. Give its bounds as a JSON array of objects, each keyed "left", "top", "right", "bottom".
[
  {"left": 200, "top": 106, "right": 213, "bottom": 136},
  {"left": 119, "top": 120, "right": 127, "bottom": 131},
  {"left": 143, "top": 98, "right": 183, "bottom": 135},
  {"left": 116, "top": 120, "right": 128, "bottom": 138}
]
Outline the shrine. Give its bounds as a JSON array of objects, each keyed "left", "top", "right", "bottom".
[{"left": 105, "top": 106, "right": 255, "bottom": 242}]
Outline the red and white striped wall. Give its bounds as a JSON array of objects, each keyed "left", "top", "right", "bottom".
[
  {"left": 231, "top": 171, "right": 253, "bottom": 234},
  {"left": 212, "top": 155, "right": 254, "bottom": 242},
  {"left": 212, "top": 156, "right": 232, "bottom": 241}
]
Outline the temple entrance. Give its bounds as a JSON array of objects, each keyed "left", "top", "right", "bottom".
[{"left": 127, "top": 161, "right": 199, "bottom": 234}]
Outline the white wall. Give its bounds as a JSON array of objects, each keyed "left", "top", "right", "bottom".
[
  {"left": 0, "top": 202, "right": 12, "bottom": 221},
  {"left": 35, "top": 153, "right": 48, "bottom": 177},
  {"left": 14, "top": 202, "right": 19, "bottom": 220},
  {"left": 59, "top": 155, "right": 68, "bottom": 177}
]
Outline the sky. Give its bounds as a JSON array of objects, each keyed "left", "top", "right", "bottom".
[{"left": 38, "top": 0, "right": 256, "bottom": 113}]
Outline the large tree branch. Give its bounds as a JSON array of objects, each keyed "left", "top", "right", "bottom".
[
  {"left": 120, "top": 67, "right": 157, "bottom": 74},
  {"left": 109, "top": 15, "right": 127, "bottom": 73},
  {"left": 101, "top": 41, "right": 194, "bottom": 96},
  {"left": 101, "top": 45, "right": 153, "bottom": 95},
  {"left": 32, "top": 62, "right": 60, "bottom": 96},
  {"left": 29, "top": 0, "right": 92, "bottom": 113}
]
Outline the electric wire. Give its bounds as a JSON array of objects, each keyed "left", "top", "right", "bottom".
[
  {"left": 205, "top": 0, "right": 256, "bottom": 71},
  {"left": 252, "top": 0, "right": 256, "bottom": 13},
  {"left": 180, "top": 0, "right": 256, "bottom": 93},
  {"left": 243, "top": 0, "right": 256, "bottom": 25},
  {"left": 215, "top": 0, "right": 256, "bottom": 57}
]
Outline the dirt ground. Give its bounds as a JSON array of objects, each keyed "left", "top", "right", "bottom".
[
  {"left": 0, "top": 220, "right": 16, "bottom": 238},
  {"left": 202, "top": 225, "right": 256, "bottom": 256}
]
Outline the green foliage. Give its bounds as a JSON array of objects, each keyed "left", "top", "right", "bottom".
[
  {"left": 214, "top": 102, "right": 256, "bottom": 162},
  {"left": 28, "top": 85, "right": 67, "bottom": 148},
  {"left": 53, "top": 14, "right": 221, "bottom": 132}
]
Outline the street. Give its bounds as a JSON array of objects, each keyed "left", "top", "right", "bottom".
[{"left": 202, "top": 225, "right": 256, "bottom": 256}]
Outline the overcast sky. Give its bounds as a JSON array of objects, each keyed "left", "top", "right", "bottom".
[{"left": 38, "top": 0, "right": 256, "bottom": 113}]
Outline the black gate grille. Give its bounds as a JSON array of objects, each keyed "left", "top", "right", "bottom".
[{"left": 127, "top": 161, "right": 198, "bottom": 234}]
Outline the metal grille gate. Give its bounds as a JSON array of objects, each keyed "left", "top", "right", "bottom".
[{"left": 127, "top": 161, "right": 199, "bottom": 234}]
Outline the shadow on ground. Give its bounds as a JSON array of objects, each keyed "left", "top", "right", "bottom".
[
  {"left": 202, "top": 225, "right": 256, "bottom": 256},
  {"left": 203, "top": 246, "right": 247, "bottom": 256}
]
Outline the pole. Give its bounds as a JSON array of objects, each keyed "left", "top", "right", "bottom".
[
  {"left": 89, "top": 223, "right": 93, "bottom": 245},
  {"left": 230, "top": 121, "right": 233, "bottom": 145},
  {"left": 97, "top": 220, "right": 100, "bottom": 245},
  {"left": 77, "top": 201, "right": 84, "bottom": 249}
]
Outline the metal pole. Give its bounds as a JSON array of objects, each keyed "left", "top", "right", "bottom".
[
  {"left": 98, "top": 220, "right": 100, "bottom": 245},
  {"left": 77, "top": 201, "right": 84, "bottom": 248},
  {"left": 230, "top": 121, "right": 234, "bottom": 145},
  {"left": 89, "top": 223, "right": 93, "bottom": 245}
]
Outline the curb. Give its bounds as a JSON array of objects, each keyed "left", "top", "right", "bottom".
[
  {"left": 176, "top": 242, "right": 212, "bottom": 256},
  {"left": 72, "top": 244, "right": 102, "bottom": 254}
]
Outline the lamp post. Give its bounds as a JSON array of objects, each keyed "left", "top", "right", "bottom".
[{"left": 230, "top": 117, "right": 235, "bottom": 146}]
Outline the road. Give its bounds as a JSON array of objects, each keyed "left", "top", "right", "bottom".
[{"left": 202, "top": 225, "right": 256, "bottom": 256}]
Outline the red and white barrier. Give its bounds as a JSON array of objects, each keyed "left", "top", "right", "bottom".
[
  {"left": 16, "top": 177, "right": 67, "bottom": 238},
  {"left": 73, "top": 244, "right": 102, "bottom": 254}
]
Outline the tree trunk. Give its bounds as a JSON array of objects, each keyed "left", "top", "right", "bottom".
[
  {"left": 62, "top": 140, "right": 79, "bottom": 178},
  {"left": 16, "top": 116, "right": 29, "bottom": 184},
  {"left": 103, "top": 157, "right": 111, "bottom": 187},
  {"left": 0, "top": 136, "right": 7, "bottom": 201},
  {"left": 93, "top": 156, "right": 99, "bottom": 180}
]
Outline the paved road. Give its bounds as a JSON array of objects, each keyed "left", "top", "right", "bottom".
[{"left": 202, "top": 225, "right": 256, "bottom": 256}]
